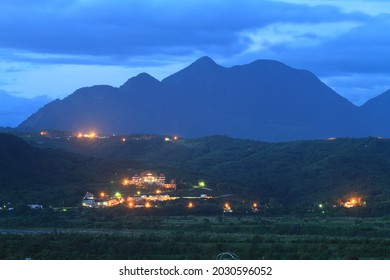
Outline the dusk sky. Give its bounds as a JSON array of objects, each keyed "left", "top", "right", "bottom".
[{"left": 1, "top": 0, "right": 389, "bottom": 127}]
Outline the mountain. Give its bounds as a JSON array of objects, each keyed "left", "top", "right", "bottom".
[
  {"left": 19, "top": 57, "right": 364, "bottom": 141},
  {"left": 361, "top": 89, "right": 390, "bottom": 136},
  {"left": 0, "top": 90, "right": 52, "bottom": 127}
]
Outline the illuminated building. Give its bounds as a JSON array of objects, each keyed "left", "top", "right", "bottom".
[
  {"left": 81, "top": 192, "right": 122, "bottom": 208},
  {"left": 129, "top": 171, "right": 176, "bottom": 190},
  {"left": 82, "top": 192, "right": 96, "bottom": 207}
]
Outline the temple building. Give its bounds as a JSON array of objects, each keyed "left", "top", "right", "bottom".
[{"left": 129, "top": 171, "right": 176, "bottom": 189}]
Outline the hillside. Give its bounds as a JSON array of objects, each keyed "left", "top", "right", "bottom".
[
  {"left": 361, "top": 89, "right": 390, "bottom": 136},
  {"left": 22, "top": 133, "right": 390, "bottom": 206},
  {"left": 0, "top": 133, "right": 126, "bottom": 204},
  {"left": 18, "top": 57, "right": 365, "bottom": 141}
]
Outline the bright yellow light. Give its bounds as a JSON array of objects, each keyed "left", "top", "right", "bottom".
[
  {"left": 137, "top": 191, "right": 141, "bottom": 195},
  {"left": 165, "top": 137, "right": 171, "bottom": 141},
  {"left": 188, "top": 202, "right": 194, "bottom": 208},
  {"left": 156, "top": 189, "right": 162, "bottom": 194},
  {"left": 199, "top": 181, "right": 205, "bottom": 187},
  {"left": 122, "top": 178, "right": 130, "bottom": 186},
  {"left": 145, "top": 202, "right": 151, "bottom": 208},
  {"left": 319, "top": 203, "right": 323, "bottom": 208},
  {"left": 115, "top": 192, "right": 121, "bottom": 198}
]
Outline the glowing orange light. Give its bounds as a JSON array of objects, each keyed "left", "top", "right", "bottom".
[
  {"left": 252, "top": 203, "right": 258, "bottom": 208},
  {"left": 188, "top": 202, "right": 194, "bottom": 208},
  {"left": 341, "top": 196, "right": 363, "bottom": 208},
  {"left": 128, "top": 202, "right": 134, "bottom": 208},
  {"left": 100, "top": 192, "right": 105, "bottom": 198},
  {"left": 173, "top": 136, "right": 178, "bottom": 141},
  {"left": 156, "top": 189, "right": 162, "bottom": 194},
  {"left": 76, "top": 132, "right": 97, "bottom": 138},
  {"left": 122, "top": 178, "right": 130, "bottom": 186},
  {"left": 145, "top": 202, "right": 152, "bottom": 208}
]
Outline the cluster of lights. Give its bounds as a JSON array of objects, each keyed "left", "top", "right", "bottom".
[
  {"left": 342, "top": 196, "right": 364, "bottom": 208},
  {"left": 76, "top": 132, "right": 97, "bottom": 138},
  {"left": 164, "top": 136, "right": 179, "bottom": 142}
]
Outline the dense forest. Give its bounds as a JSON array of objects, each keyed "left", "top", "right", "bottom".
[{"left": 2, "top": 132, "right": 390, "bottom": 209}]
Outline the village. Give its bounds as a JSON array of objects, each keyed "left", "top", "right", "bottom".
[
  {"left": 80, "top": 170, "right": 230, "bottom": 210},
  {"left": 80, "top": 169, "right": 366, "bottom": 216}
]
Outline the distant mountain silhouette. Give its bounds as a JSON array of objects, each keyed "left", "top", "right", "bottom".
[
  {"left": 0, "top": 90, "right": 51, "bottom": 127},
  {"left": 361, "top": 89, "right": 390, "bottom": 137},
  {"left": 18, "top": 57, "right": 385, "bottom": 141}
]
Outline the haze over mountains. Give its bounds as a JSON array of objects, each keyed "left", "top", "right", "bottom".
[{"left": 18, "top": 57, "right": 389, "bottom": 141}]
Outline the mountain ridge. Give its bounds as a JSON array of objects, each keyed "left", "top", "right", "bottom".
[{"left": 18, "top": 57, "right": 389, "bottom": 141}]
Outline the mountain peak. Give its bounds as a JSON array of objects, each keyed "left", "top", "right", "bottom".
[
  {"left": 162, "top": 56, "right": 224, "bottom": 84},
  {"left": 193, "top": 56, "right": 217, "bottom": 66},
  {"left": 120, "top": 72, "right": 160, "bottom": 92}
]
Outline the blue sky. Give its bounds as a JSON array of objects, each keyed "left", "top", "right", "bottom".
[{"left": 1, "top": 0, "right": 390, "bottom": 127}]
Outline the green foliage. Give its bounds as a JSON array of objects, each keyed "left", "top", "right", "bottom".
[
  {"left": 3, "top": 133, "right": 390, "bottom": 208},
  {"left": 2, "top": 214, "right": 390, "bottom": 260}
]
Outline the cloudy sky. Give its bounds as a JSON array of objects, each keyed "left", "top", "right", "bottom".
[{"left": 1, "top": 0, "right": 389, "bottom": 126}]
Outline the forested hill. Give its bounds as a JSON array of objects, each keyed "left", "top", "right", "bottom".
[
  {"left": 24, "top": 133, "right": 390, "bottom": 205},
  {"left": 0, "top": 133, "right": 123, "bottom": 204}
]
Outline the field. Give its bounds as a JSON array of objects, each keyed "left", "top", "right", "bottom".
[{"left": 1, "top": 208, "right": 390, "bottom": 260}]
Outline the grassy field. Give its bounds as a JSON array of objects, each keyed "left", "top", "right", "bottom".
[{"left": 1, "top": 208, "right": 390, "bottom": 260}]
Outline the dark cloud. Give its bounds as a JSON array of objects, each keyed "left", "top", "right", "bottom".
[
  {"left": 0, "top": 0, "right": 387, "bottom": 105},
  {"left": 229, "top": 13, "right": 390, "bottom": 77},
  {"left": 0, "top": 0, "right": 369, "bottom": 61}
]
